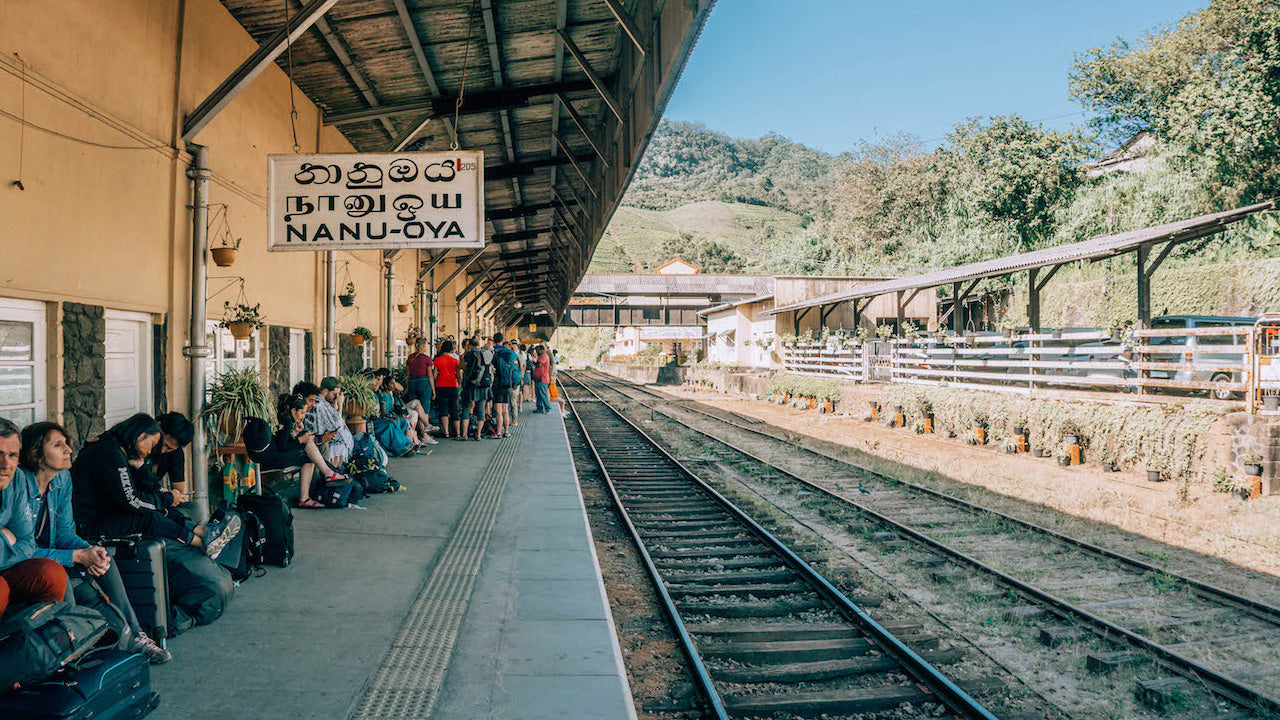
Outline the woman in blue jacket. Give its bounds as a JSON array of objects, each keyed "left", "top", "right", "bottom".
[{"left": 17, "top": 421, "right": 170, "bottom": 664}]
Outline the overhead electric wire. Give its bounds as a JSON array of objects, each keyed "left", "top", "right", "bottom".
[{"left": 0, "top": 108, "right": 170, "bottom": 150}]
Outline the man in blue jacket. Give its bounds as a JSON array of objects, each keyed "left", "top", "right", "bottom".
[{"left": 0, "top": 417, "right": 67, "bottom": 617}]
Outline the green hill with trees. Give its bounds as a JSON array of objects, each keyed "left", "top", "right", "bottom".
[{"left": 594, "top": 0, "right": 1280, "bottom": 323}]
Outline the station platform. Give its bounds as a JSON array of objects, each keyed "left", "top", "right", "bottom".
[{"left": 148, "top": 408, "right": 636, "bottom": 720}]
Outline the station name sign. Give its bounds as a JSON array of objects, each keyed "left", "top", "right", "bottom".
[{"left": 268, "top": 151, "right": 485, "bottom": 251}]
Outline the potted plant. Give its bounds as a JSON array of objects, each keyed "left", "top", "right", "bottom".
[
  {"left": 405, "top": 325, "right": 424, "bottom": 346},
  {"left": 339, "top": 281, "right": 356, "bottom": 307},
  {"left": 350, "top": 327, "right": 373, "bottom": 346},
  {"left": 397, "top": 302, "right": 410, "bottom": 314},
  {"left": 220, "top": 301, "right": 263, "bottom": 340},
  {"left": 336, "top": 374, "right": 378, "bottom": 434},
  {"left": 211, "top": 237, "right": 241, "bottom": 267},
  {"left": 202, "top": 366, "right": 274, "bottom": 446},
  {"left": 1146, "top": 460, "right": 1166, "bottom": 483},
  {"left": 1241, "top": 453, "right": 1264, "bottom": 478}
]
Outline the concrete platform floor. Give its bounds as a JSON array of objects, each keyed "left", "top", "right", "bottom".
[{"left": 149, "top": 407, "right": 635, "bottom": 720}]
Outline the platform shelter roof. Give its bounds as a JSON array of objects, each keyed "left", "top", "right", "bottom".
[
  {"left": 207, "top": 0, "right": 714, "bottom": 326},
  {"left": 575, "top": 273, "right": 774, "bottom": 299},
  {"left": 767, "top": 199, "right": 1277, "bottom": 316}
]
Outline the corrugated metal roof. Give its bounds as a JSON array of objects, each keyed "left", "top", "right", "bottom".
[
  {"left": 697, "top": 292, "right": 775, "bottom": 317},
  {"left": 768, "top": 199, "right": 1276, "bottom": 316}
]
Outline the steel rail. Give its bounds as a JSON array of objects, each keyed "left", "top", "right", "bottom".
[
  {"left": 575, "top": 371, "right": 1280, "bottom": 715},
  {"left": 597, "top": 372, "right": 1280, "bottom": 625},
  {"left": 563, "top": 373, "right": 1000, "bottom": 720},
  {"left": 562, "top": 390, "right": 730, "bottom": 720}
]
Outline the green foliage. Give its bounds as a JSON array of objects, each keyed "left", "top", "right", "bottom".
[
  {"left": 768, "top": 373, "right": 841, "bottom": 402},
  {"left": 876, "top": 385, "right": 1225, "bottom": 481},
  {"left": 660, "top": 233, "right": 747, "bottom": 274},
  {"left": 1069, "top": 0, "right": 1280, "bottom": 201},
  {"left": 335, "top": 374, "right": 379, "bottom": 419},
  {"left": 351, "top": 326, "right": 373, "bottom": 339},
  {"left": 553, "top": 327, "right": 612, "bottom": 367},
  {"left": 220, "top": 302, "right": 264, "bottom": 330},
  {"left": 203, "top": 366, "right": 274, "bottom": 444}
]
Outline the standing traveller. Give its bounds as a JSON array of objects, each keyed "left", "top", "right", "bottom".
[
  {"left": 491, "top": 333, "right": 520, "bottom": 438},
  {"left": 506, "top": 341, "right": 523, "bottom": 428},
  {"left": 0, "top": 417, "right": 68, "bottom": 618},
  {"left": 459, "top": 338, "right": 492, "bottom": 441},
  {"left": 406, "top": 338, "right": 435, "bottom": 428},
  {"left": 522, "top": 343, "right": 535, "bottom": 403},
  {"left": 549, "top": 348, "right": 568, "bottom": 418},
  {"left": 533, "top": 345, "right": 552, "bottom": 414},
  {"left": 431, "top": 339, "right": 461, "bottom": 438}
]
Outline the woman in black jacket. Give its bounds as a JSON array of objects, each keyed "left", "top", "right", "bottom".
[{"left": 71, "top": 414, "right": 208, "bottom": 549}]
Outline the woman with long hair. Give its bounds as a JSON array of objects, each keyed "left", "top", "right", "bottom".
[
  {"left": 16, "top": 421, "right": 170, "bottom": 663},
  {"left": 276, "top": 393, "right": 347, "bottom": 509}
]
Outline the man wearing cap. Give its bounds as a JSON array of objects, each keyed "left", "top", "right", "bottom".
[{"left": 314, "top": 377, "right": 355, "bottom": 466}]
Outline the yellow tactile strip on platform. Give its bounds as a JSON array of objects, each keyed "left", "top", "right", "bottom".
[{"left": 351, "top": 423, "right": 523, "bottom": 720}]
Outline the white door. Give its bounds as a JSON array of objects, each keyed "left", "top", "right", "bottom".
[
  {"left": 288, "top": 329, "right": 306, "bottom": 389},
  {"left": 0, "top": 298, "right": 47, "bottom": 425},
  {"left": 104, "top": 311, "right": 153, "bottom": 427}
]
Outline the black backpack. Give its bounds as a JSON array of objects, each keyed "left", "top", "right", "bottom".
[
  {"left": 236, "top": 489, "right": 294, "bottom": 567},
  {"left": 465, "top": 348, "right": 495, "bottom": 389},
  {"left": 0, "top": 602, "right": 113, "bottom": 690}
]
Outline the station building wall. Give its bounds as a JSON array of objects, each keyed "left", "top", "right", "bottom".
[{"left": 0, "top": 0, "right": 497, "bottom": 436}]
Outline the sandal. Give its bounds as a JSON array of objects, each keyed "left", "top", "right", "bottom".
[
  {"left": 325, "top": 471, "right": 348, "bottom": 482},
  {"left": 298, "top": 498, "right": 324, "bottom": 509}
]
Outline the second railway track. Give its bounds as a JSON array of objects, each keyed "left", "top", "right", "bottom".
[
  {"left": 563, "top": 381, "right": 1005, "bottom": 719},
  {"left": 566, "top": 369, "right": 1280, "bottom": 719}
]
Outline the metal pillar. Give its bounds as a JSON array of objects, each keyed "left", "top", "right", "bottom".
[
  {"left": 384, "top": 257, "right": 395, "bottom": 367},
  {"left": 184, "top": 145, "right": 212, "bottom": 523},
  {"left": 324, "top": 251, "right": 337, "bottom": 376}
]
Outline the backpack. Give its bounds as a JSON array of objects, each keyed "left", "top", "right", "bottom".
[
  {"left": 346, "top": 452, "right": 398, "bottom": 493},
  {"left": 497, "top": 348, "right": 522, "bottom": 387},
  {"left": 466, "top": 348, "right": 495, "bottom": 389},
  {"left": 370, "top": 416, "right": 414, "bottom": 457},
  {"left": 236, "top": 488, "right": 294, "bottom": 567},
  {"left": 205, "top": 504, "right": 253, "bottom": 582},
  {"left": 0, "top": 602, "right": 114, "bottom": 690},
  {"left": 351, "top": 429, "right": 389, "bottom": 468}
]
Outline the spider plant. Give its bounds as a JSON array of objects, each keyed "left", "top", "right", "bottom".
[
  {"left": 203, "top": 366, "right": 275, "bottom": 445},
  {"left": 336, "top": 373, "right": 379, "bottom": 419}
]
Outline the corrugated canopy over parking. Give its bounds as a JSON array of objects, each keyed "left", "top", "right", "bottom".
[
  {"left": 767, "top": 199, "right": 1278, "bottom": 319},
  {"left": 207, "top": 0, "right": 715, "bottom": 326}
]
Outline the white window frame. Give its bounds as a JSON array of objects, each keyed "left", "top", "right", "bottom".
[
  {"left": 360, "top": 341, "right": 373, "bottom": 370},
  {"left": 205, "top": 320, "right": 260, "bottom": 384},
  {"left": 394, "top": 339, "right": 408, "bottom": 366},
  {"left": 0, "top": 298, "right": 47, "bottom": 425},
  {"left": 288, "top": 328, "right": 306, "bottom": 389}
]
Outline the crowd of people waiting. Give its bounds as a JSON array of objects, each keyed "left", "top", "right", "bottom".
[{"left": 0, "top": 331, "right": 565, "bottom": 674}]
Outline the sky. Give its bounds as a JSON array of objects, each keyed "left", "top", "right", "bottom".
[{"left": 664, "top": 0, "right": 1206, "bottom": 154}]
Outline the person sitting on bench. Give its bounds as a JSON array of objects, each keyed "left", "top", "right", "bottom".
[
  {"left": 312, "top": 378, "right": 354, "bottom": 466},
  {"left": 147, "top": 412, "right": 194, "bottom": 500},
  {"left": 15, "top": 421, "right": 170, "bottom": 663},
  {"left": 71, "top": 414, "right": 219, "bottom": 551},
  {"left": 274, "top": 393, "right": 347, "bottom": 509},
  {"left": 0, "top": 417, "right": 68, "bottom": 618}
]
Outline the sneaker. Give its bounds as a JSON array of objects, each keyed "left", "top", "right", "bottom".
[
  {"left": 134, "top": 632, "right": 172, "bottom": 664},
  {"left": 203, "top": 514, "right": 240, "bottom": 559},
  {"left": 419, "top": 436, "right": 438, "bottom": 445}
]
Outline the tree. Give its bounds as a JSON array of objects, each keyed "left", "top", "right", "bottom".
[{"left": 1070, "top": 0, "right": 1280, "bottom": 201}]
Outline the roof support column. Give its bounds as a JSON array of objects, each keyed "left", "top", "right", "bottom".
[
  {"left": 384, "top": 255, "right": 396, "bottom": 367},
  {"left": 951, "top": 283, "right": 962, "bottom": 334},
  {"left": 1027, "top": 268, "right": 1041, "bottom": 332},
  {"left": 896, "top": 291, "right": 905, "bottom": 335},
  {"left": 184, "top": 145, "right": 212, "bottom": 523},
  {"left": 1137, "top": 241, "right": 1177, "bottom": 327}
]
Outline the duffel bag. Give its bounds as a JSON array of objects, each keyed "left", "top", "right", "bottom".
[{"left": 0, "top": 602, "right": 113, "bottom": 690}]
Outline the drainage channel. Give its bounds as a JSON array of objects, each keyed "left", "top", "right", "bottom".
[
  {"left": 562, "top": 377, "right": 1001, "bottom": 720},
  {"left": 576, "top": 370, "right": 1280, "bottom": 719}
]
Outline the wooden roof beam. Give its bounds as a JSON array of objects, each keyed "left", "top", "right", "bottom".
[
  {"left": 556, "top": 28, "right": 625, "bottom": 123},
  {"left": 388, "top": 0, "right": 453, "bottom": 150},
  {"left": 182, "top": 0, "right": 339, "bottom": 143},
  {"left": 327, "top": 79, "right": 601, "bottom": 126},
  {"left": 601, "top": 0, "right": 647, "bottom": 56},
  {"left": 313, "top": 16, "right": 395, "bottom": 139},
  {"left": 485, "top": 154, "right": 595, "bottom": 180},
  {"left": 556, "top": 93, "right": 609, "bottom": 168}
]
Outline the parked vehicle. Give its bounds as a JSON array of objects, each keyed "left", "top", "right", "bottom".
[
  {"left": 1042, "top": 341, "right": 1135, "bottom": 390},
  {"left": 1146, "top": 315, "right": 1255, "bottom": 400}
]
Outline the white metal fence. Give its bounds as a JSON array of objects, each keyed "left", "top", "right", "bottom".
[{"left": 782, "top": 324, "right": 1273, "bottom": 410}]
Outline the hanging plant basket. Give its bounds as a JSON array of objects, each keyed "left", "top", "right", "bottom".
[
  {"left": 227, "top": 321, "right": 255, "bottom": 340},
  {"left": 339, "top": 294, "right": 356, "bottom": 307},
  {"left": 397, "top": 303, "right": 411, "bottom": 314},
  {"left": 211, "top": 247, "right": 238, "bottom": 267},
  {"left": 350, "top": 334, "right": 367, "bottom": 347}
]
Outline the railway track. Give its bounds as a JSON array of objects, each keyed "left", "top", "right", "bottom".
[
  {"left": 569, "top": 370, "right": 1280, "bottom": 718},
  {"left": 562, "top": 380, "right": 1002, "bottom": 719}
]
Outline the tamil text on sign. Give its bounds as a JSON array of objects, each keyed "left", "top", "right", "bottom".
[{"left": 268, "top": 151, "right": 485, "bottom": 251}]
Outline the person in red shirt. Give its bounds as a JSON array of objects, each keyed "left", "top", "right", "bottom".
[
  {"left": 431, "top": 340, "right": 461, "bottom": 438},
  {"left": 406, "top": 338, "right": 435, "bottom": 431},
  {"left": 532, "top": 345, "right": 552, "bottom": 414}
]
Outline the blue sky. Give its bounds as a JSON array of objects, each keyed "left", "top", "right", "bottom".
[{"left": 664, "top": 1, "right": 1205, "bottom": 154}]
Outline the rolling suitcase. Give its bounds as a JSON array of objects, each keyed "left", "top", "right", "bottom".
[
  {"left": 0, "top": 648, "right": 158, "bottom": 719},
  {"left": 101, "top": 537, "right": 170, "bottom": 643}
]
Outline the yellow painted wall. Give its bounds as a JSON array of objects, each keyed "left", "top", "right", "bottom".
[{"left": 0, "top": 0, "right": 417, "bottom": 416}]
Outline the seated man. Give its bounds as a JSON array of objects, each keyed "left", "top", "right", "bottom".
[
  {"left": 0, "top": 418, "right": 68, "bottom": 618},
  {"left": 16, "top": 421, "right": 170, "bottom": 662},
  {"left": 307, "top": 378, "right": 354, "bottom": 467},
  {"left": 147, "top": 412, "right": 194, "bottom": 500}
]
